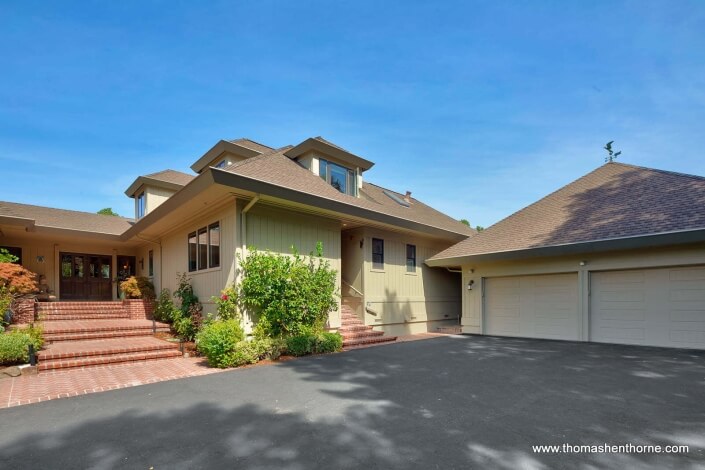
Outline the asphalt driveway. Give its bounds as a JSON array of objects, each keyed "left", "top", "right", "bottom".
[{"left": 1, "top": 335, "right": 704, "bottom": 469}]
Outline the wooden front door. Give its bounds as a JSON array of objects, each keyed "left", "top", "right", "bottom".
[{"left": 60, "top": 253, "right": 113, "bottom": 300}]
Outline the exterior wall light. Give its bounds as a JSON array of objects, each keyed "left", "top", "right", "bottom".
[
  {"left": 579, "top": 261, "right": 587, "bottom": 266},
  {"left": 467, "top": 280, "right": 475, "bottom": 290}
]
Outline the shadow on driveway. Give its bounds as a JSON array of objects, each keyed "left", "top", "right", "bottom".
[{"left": 1, "top": 336, "right": 704, "bottom": 469}]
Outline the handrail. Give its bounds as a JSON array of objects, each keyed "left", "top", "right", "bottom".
[{"left": 341, "top": 278, "right": 363, "bottom": 298}]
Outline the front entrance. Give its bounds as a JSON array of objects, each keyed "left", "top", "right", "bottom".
[{"left": 60, "top": 252, "right": 113, "bottom": 300}]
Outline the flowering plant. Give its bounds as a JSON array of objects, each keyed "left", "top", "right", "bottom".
[{"left": 212, "top": 285, "right": 238, "bottom": 320}]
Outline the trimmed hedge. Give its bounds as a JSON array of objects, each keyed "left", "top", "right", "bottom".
[
  {"left": 0, "top": 326, "right": 43, "bottom": 366},
  {"left": 286, "top": 332, "right": 343, "bottom": 357}
]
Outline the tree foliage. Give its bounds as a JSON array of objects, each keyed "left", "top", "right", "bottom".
[
  {"left": 97, "top": 207, "right": 120, "bottom": 216},
  {"left": 238, "top": 243, "right": 338, "bottom": 337},
  {"left": 0, "top": 249, "right": 18, "bottom": 264}
]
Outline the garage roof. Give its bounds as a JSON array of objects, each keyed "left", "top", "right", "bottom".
[{"left": 428, "top": 162, "right": 705, "bottom": 263}]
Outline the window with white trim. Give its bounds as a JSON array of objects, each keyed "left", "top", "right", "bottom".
[{"left": 188, "top": 221, "right": 220, "bottom": 271}]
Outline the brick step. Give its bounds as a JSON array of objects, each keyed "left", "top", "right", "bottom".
[
  {"left": 44, "top": 329, "right": 168, "bottom": 343},
  {"left": 38, "top": 308, "right": 126, "bottom": 314},
  {"left": 343, "top": 335, "right": 398, "bottom": 348},
  {"left": 38, "top": 303, "right": 123, "bottom": 310},
  {"left": 38, "top": 349, "right": 183, "bottom": 371},
  {"left": 37, "top": 337, "right": 179, "bottom": 361},
  {"left": 42, "top": 313, "right": 131, "bottom": 321},
  {"left": 338, "top": 324, "right": 374, "bottom": 333},
  {"left": 339, "top": 330, "right": 385, "bottom": 341},
  {"left": 437, "top": 326, "right": 463, "bottom": 334},
  {"left": 43, "top": 319, "right": 169, "bottom": 335}
]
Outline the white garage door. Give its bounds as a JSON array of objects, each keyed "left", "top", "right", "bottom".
[
  {"left": 484, "top": 273, "right": 579, "bottom": 341},
  {"left": 591, "top": 266, "right": 705, "bottom": 349}
]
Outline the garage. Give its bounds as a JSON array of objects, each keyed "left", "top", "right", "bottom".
[
  {"left": 590, "top": 266, "right": 705, "bottom": 349},
  {"left": 484, "top": 273, "right": 579, "bottom": 341}
]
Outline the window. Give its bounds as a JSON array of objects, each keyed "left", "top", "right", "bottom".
[
  {"left": 372, "top": 238, "right": 384, "bottom": 270},
  {"left": 209, "top": 223, "right": 220, "bottom": 268},
  {"left": 406, "top": 244, "right": 416, "bottom": 273},
  {"left": 187, "top": 222, "right": 221, "bottom": 271},
  {"left": 214, "top": 159, "right": 229, "bottom": 169},
  {"left": 137, "top": 192, "right": 146, "bottom": 218},
  {"left": 198, "top": 227, "right": 208, "bottom": 270},
  {"left": 319, "top": 158, "right": 358, "bottom": 196},
  {"left": 148, "top": 250, "right": 154, "bottom": 277},
  {"left": 188, "top": 232, "right": 198, "bottom": 272}
]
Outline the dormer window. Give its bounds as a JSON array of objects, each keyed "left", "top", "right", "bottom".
[
  {"left": 136, "top": 192, "right": 145, "bottom": 218},
  {"left": 214, "top": 159, "right": 229, "bottom": 169},
  {"left": 319, "top": 158, "right": 357, "bottom": 196}
]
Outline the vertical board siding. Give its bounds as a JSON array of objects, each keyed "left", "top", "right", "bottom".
[
  {"left": 362, "top": 228, "right": 461, "bottom": 333},
  {"left": 243, "top": 204, "right": 342, "bottom": 327}
]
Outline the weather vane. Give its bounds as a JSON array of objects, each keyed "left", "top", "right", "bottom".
[{"left": 604, "top": 141, "right": 622, "bottom": 163}]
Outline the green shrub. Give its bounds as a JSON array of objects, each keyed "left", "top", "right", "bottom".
[
  {"left": 0, "top": 326, "right": 43, "bottom": 365},
  {"left": 196, "top": 319, "right": 245, "bottom": 368},
  {"left": 153, "top": 289, "right": 176, "bottom": 323},
  {"left": 239, "top": 243, "right": 338, "bottom": 337},
  {"left": 316, "top": 332, "right": 343, "bottom": 353},
  {"left": 175, "top": 273, "right": 200, "bottom": 317},
  {"left": 285, "top": 332, "right": 343, "bottom": 357},
  {"left": 0, "top": 285, "right": 11, "bottom": 326},
  {"left": 119, "top": 276, "right": 155, "bottom": 300},
  {"left": 227, "top": 338, "right": 285, "bottom": 367}
]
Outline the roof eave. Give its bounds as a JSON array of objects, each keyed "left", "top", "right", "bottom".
[
  {"left": 190, "top": 140, "right": 261, "bottom": 173},
  {"left": 124, "top": 177, "right": 185, "bottom": 197},
  {"left": 284, "top": 138, "right": 374, "bottom": 171},
  {"left": 425, "top": 228, "right": 705, "bottom": 267},
  {"left": 211, "top": 168, "right": 467, "bottom": 240}
]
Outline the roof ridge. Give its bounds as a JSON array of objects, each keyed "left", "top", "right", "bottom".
[
  {"left": 144, "top": 169, "right": 192, "bottom": 177},
  {"left": 610, "top": 161, "right": 705, "bottom": 182},
  {"left": 0, "top": 200, "right": 134, "bottom": 220},
  {"left": 230, "top": 137, "right": 274, "bottom": 151},
  {"left": 222, "top": 146, "right": 293, "bottom": 172}
]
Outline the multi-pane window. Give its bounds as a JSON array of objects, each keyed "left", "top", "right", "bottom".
[
  {"left": 372, "top": 238, "right": 384, "bottom": 270},
  {"left": 208, "top": 223, "right": 220, "bottom": 268},
  {"left": 406, "top": 244, "right": 416, "bottom": 273},
  {"left": 188, "top": 222, "right": 221, "bottom": 272},
  {"left": 319, "top": 158, "right": 357, "bottom": 196},
  {"left": 137, "top": 192, "right": 146, "bottom": 218},
  {"left": 148, "top": 250, "right": 154, "bottom": 277}
]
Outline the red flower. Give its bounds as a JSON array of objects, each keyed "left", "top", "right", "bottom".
[{"left": 221, "top": 294, "right": 229, "bottom": 301}]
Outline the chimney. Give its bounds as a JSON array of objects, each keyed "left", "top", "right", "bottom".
[{"left": 404, "top": 191, "right": 412, "bottom": 203}]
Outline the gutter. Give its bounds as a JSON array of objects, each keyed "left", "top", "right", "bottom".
[
  {"left": 425, "top": 227, "right": 705, "bottom": 266},
  {"left": 210, "top": 168, "right": 470, "bottom": 241}
]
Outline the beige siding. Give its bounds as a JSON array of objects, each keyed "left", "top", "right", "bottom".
[
  {"left": 146, "top": 186, "right": 176, "bottom": 214},
  {"left": 239, "top": 203, "right": 342, "bottom": 328},
  {"left": 0, "top": 232, "right": 136, "bottom": 300},
  {"left": 160, "top": 200, "right": 237, "bottom": 314},
  {"left": 361, "top": 228, "right": 461, "bottom": 335},
  {"left": 461, "top": 244, "right": 705, "bottom": 339}
]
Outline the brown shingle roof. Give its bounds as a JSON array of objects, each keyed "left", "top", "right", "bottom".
[
  {"left": 227, "top": 138, "right": 273, "bottom": 154},
  {"left": 429, "top": 162, "right": 705, "bottom": 261},
  {"left": 144, "top": 169, "right": 195, "bottom": 186},
  {"left": 222, "top": 148, "right": 474, "bottom": 238},
  {"left": 0, "top": 201, "right": 134, "bottom": 236}
]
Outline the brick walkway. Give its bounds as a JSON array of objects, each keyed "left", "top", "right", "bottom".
[
  {"left": 0, "top": 357, "right": 223, "bottom": 409},
  {"left": 0, "top": 332, "right": 452, "bottom": 409}
]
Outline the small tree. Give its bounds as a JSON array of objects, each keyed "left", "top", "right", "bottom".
[
  {"left": 97, "top": 207, "right": 120, "bottom": 216},
  {"left": 475, "top": 225, "right": 485, "bottom": 232},
  {"left": 238, "top": 243, "right": 338, "bottom": 337},
  {"left": 459, "top": 219, "right": 470, "bottom": 226}
]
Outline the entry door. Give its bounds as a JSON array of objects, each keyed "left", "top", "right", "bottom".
[
  {"left": 60, "top": 253, "right": 113, "bottom": 300},
  {"left": 484, "top": 273, "right": 580, "bottom": 341},
  {"left": 590, "top": 267, "right": 705, "bottom": 349}
]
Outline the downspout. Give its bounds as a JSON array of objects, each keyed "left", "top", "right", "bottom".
[
  {"left": 446, "top": 267, "right": 462, "bottom": 273},
  {"left": 241, "top": 195, "right": 260, "bottom": 259}
]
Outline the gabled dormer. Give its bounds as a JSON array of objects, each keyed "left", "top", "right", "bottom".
[
  {"left": 125, "top": 169, "right": 194, "bottom": 219},
  {"left": 284, "top": 136, "right": 374, "bottom": 197},
  {"left": 190, "top": 138, "right": 273, "bottom": 174}
]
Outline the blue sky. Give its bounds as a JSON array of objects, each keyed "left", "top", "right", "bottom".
[{"left": 1, "top": 1, "right": 704, "bottom": 227}]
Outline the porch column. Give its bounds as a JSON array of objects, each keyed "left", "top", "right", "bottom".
[
  {"left": 112, "top": 249, "right": 118, "bottom": 300},
  {"left": 53, "top": 244, "right": 60, "bottom": 299}
]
